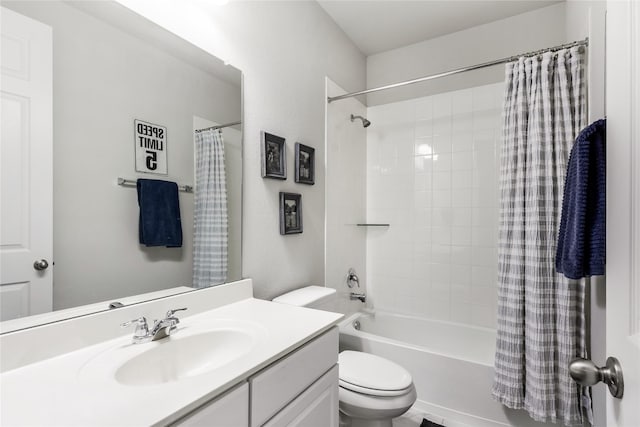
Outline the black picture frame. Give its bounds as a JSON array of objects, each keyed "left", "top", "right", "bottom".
[
  {"left": 261, "top": 131, "right": 286, "bottom": 179},
  {"left": 279, "top": 192, "right": 302, "bottom": 235},
  {"left": 294, "top": 143, "right": 315, "bottom": 185}
]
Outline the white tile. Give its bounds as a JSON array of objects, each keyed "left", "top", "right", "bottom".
[
  {"left": 472, "top": 265, "right": 498, "bottom": 287},
  {"left": 472, "top": 246, "right": 497, "bottom": 266},
  {"left": 451, "top": 207, "right": 472, "bottom": 226},
  {"left": 431, "top": 281, "right": 451, "bottom": 300},
  {"left": 452, "top": 170, "right": 473, "bottom": 193},
  {"left": 473, "top": 110, "right": 499, "bottom": 131},
  {"left": 413, "top": 261, "right": 432, "bottom": 280},
  {"left": 471, "top": 285, "right": 498, "bottom": 306},
  {"left": 432, "top": 93, "right": 452, "bottom": 118},
  {"left": 414, "top": 155, "right": 434, "bottom": 174},
  {"left": 433, "top": 171, "right": 451, "bottom": 190},
  {"left": 415, "top": 98, "right": 433, "bottom": 120},
  {"left": 451, "top": 283, "right": 472, "bottom": 303},
  {"left": 450, "top": 264, "right": 472, "bottom": 285},
  {"left": 451, "top": 226, "right": 472, "bottom": 246},
  {"left": 433, "top": 116, "right": 452, "bottom": 136},
  {"left": 432, "top": 207, "right": 452, "bottom": 227},
  {"left": 414, "top": 209, "right": 432, "bottom": 227},
  {"left": 415, "top": 119, "right": 433, "bottom": 138},
  {"left": 452, "top": 151, "right": 473, "bottom": 170},
  {"left": 472, "top": 85, "right": 496, "bottom": 111},
  {"left": 451, "top": 245, "right": 472, "bottom": 265},
  {"left": 472, "top": 305, "right": 497, "bottom": 329},
  {"left": 431, "top": 263, "right": 451, "bottom": 283},
  {"left": 426, "top": 297, "right": 451, "bottom": 321},
  {"left": 452, "top": 89, "right": 473, "bottom": 114},
  {"left": 451, "top": 131, "right": 473, "bottom": 152},
  {"left": 472, "top": 207, "right": 497, "bottom": 227},
  {"left": 415, "top": 136, "right": 434, "bottom": 156},
  {"left": 431, "top": 244, "right": 451, "bottom": 264},
  {"left": 452, "top": 188, "right": 472, "bottom": 207},
  {"left": 472, "top": 226, "right": 496, "bottom": 247},
  {"left": 451, "top": 301, "right": 473, "bottom": 324},
  {"left": 472, "top": 129, "right": 495, "bottom": 151},
  {"left": 432, "top": 133, "right": 452, "bottom": 154},
  {"left": 472, "top": 185, "right": 498, "bottom": 208},
  {"left": 433, "top": 153, "right": 451, "bottom": 171},
  {"left": 452, "top": 114, "right": 473, "bottom": 133},
  {"left": 433, "top": 189, "right": 451, "bottom": 208},
  {"left": 414, "top": 191, "right": 431, "bottom": 210},
  {"left": 431, "top": 226, "right": 451, "bottom": 245}
]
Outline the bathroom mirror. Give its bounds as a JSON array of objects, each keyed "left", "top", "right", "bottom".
[{"left": 0, "top": 1, "right": 242, "bottom": 332}]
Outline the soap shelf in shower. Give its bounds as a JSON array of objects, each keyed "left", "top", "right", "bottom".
[{"left": 355, "top": 223, "right": 390, "bottom": 227}]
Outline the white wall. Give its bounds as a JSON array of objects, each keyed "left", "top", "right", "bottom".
[
  {"left": 116, "top": 0, "right": 367, "bottom": 300},
  {"left": 366, "top": 83, "right": 503, "bottom": 328},
  {"left": 3, "top": 1, "right": 242, "bottom": 309},
  {"left": 366, "top": 3, "right": 567, "bottom": 106},
  {"left": 325, "top": 78, "right": 367, "bottom": 314}
]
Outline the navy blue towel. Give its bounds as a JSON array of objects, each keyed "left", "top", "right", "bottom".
[
  {"left": 556, "top": 119, "right": 606, "bottom": 279},
  {"left": 137, "top": 179, "right": 183, "bottom": 248}
]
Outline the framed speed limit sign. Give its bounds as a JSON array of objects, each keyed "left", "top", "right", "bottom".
[{"left": 134, "top": 119, "right": 167, "bottom": 175}]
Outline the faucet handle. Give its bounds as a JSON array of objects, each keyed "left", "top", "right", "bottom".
[
  {"left": 121, "top": 317, "right": 149, "bottom": 338},
  {"left": 165, "top": 307, "right": 187, "bottom": 319}
]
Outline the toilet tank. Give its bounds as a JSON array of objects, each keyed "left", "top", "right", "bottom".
[{"left": 272, "top": 286, "right": 337, "bottom": 309}]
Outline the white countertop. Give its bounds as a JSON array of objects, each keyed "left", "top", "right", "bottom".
[{"left": 0, "top": 298, "right": 343, "bottom": 426}]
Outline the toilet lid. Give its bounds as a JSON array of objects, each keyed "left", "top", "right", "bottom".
[{"left": 338, "top": 351, "right": 413, "bottom": 396}]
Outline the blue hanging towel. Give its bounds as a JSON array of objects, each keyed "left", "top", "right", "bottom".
[
  {"left": 556, "top": 119, "right": 606, "bottom": 279},
  {"left": 137, "top": 179, "right": 183, "bottom": 248}
]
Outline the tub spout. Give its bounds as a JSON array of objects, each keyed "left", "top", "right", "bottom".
[{"left": 350, "top": 292, "right": 366, "bottom": 303}]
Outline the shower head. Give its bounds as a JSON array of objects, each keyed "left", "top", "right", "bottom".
[{"left": 350, "top": 114, "right": 371, "bottom": 128}]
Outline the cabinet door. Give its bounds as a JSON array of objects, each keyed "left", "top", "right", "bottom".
[
  {"left": 251, "top": 327, "right": 338, "bottom": 426},
  {"left": 173, "top": 382, "right": 248, "bottom": 427},
  {"left": 263, "top": 365, "right": 338, "bottom": 427}
]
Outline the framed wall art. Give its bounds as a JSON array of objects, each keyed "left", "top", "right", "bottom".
[
  {"left": 294, "top": 143, "right": 315, "bottom": 185},
  {"left": 279, "top": 192, "right": 302, "bottom": 235},
  {"left": 261, "top": 131, "right": 286, "bottom": 179}
]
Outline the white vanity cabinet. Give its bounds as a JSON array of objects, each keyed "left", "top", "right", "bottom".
[
  {"left": 172, "top": 326, "right": 339, "bottom": 427},
  {"left": 173, "top": 383, "right": 249, "bottom": 427}
]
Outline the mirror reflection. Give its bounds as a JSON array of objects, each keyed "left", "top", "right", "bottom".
[{"left": 0, "top": 1, "right": 242, "bottom": 330}]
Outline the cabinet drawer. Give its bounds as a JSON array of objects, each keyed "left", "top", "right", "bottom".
[
  {"left": 250, "top": 327, "right": 338, "bottom": 427},
  {"left": 172, "top": 382, "right": 248, "bottom": 427},
  {"left": 264, "top": 365, "right": 338, "bottom": 427}
]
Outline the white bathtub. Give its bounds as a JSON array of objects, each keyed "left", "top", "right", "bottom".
[{"left": 339, "top": 311, "right": 553, "bottom": 427}]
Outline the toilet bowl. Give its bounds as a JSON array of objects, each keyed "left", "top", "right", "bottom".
[
  {"left": 338, "top": 350, "right": 416, "bottom": 427},
  {"left": 273, "top": 286, "right": 417, "bottom": 427}
]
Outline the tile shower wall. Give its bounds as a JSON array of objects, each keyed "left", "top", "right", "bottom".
[{"left": 366, "top": 82, "right": 503, "bottom": 329}]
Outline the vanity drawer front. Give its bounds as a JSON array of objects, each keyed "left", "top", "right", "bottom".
[
  {"left": 263, "top": 364, "right": 339, "bottom": 427},
  {"left": 250, "top": 327, "right": 338, "bottom": 427},
  {"left": 173, "top": 382, "right": 248, "bottom": 427}
]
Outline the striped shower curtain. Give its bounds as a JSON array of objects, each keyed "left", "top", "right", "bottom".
[
  {"left": 193, "top": 129, "right": 228, "bottom": 288},
  {"left": 491, "top": 47, "right": 589, "bottom": 425}
]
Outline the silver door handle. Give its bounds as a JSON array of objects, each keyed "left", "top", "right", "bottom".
[
  {"left": 33, "top": 259, "right": 49, "bottom": 271},
  {"left": 569, "top": 357, "right": 624, "bottom": 398}
]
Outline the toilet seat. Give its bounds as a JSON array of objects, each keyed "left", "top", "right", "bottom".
[
  {"left": 339, "top": 379, "right": 414, "bottom": 397},
  {"left": 338, "top": 351, "right": 413, "bottom": 397}
]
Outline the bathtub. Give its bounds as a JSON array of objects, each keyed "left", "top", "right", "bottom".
[{"left": 339, "top": 311, "right": 553, "bottom": 427}]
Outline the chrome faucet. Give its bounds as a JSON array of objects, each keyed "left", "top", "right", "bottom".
[
  {"left": 121, "top": 307, "right": 187, "bottom": 344},
  {"left": 350, "top": 293, "right": 366, "bottom": 303}
]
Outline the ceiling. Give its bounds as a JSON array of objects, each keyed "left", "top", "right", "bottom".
[{"left": 317, "top": 0, "right": 563, "bottom": 56}]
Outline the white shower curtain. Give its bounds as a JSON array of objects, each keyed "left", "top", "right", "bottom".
[
  {"left": 492, "top": 47, "right": 589, "bottom": 425},
  {"left": 193, "top": 129, "right": 228, "bottom": 288}
]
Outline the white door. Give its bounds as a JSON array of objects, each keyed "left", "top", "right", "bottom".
[
  {"left": 0, "top": 7, "right": 53, "bottom": 321},
  {"left": 606, "top": 1, "right": 640, "bottom": 425}
]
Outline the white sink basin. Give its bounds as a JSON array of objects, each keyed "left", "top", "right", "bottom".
[
  {"left": 79, "top": 320, "right": 267, "bottom": 387},
  {"left": 115, "top": 329, "right": 255, "bottom": 386}
]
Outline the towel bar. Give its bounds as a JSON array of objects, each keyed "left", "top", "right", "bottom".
[{"left": 117, "top": 177, "right": 193, "bottom": 193}]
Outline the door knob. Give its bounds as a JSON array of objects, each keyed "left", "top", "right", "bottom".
[
  {"left": 569, "top": 357, "right": 624, "bottom": 398},
  {"left": 33, "top": 259, "right": 49, "bottom": 271}
]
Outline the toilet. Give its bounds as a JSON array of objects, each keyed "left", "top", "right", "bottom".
[{"left": 273, "top": 286, "right": 417, "bottom": 427}]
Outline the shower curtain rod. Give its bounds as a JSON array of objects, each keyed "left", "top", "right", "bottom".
[
  {"left": 327, "top": 38, "right": 589, "bottom": 103},
  {"left": 195, "top": 120, "right": 242, "bottom": 133}
]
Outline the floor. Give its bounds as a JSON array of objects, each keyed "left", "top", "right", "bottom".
[{"left": 393, "top": 408, "right": 442, "bottom": 427}]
